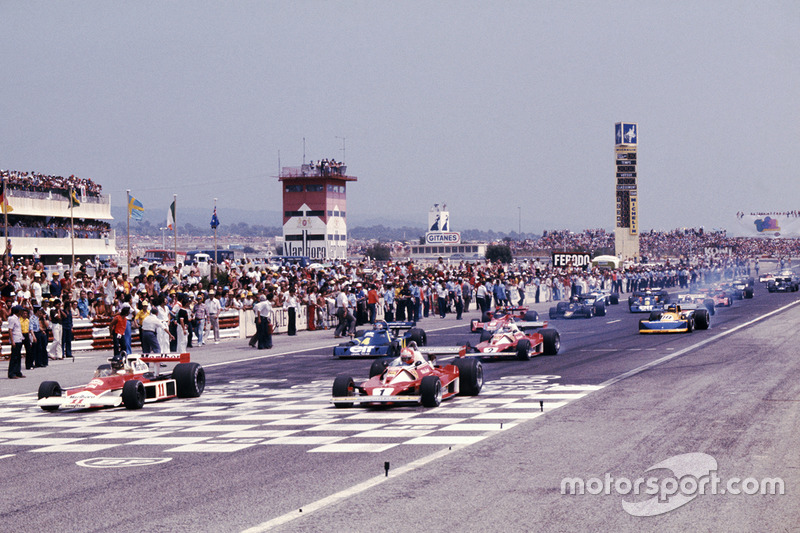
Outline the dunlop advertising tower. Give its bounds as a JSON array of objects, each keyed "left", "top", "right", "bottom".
[{"left": 614, "top": 122, "right": 640, "bottom": 260}]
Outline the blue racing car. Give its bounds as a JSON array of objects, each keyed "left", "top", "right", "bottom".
[{"left": 333, "top": 321, "right": 427, "bottom": 358}]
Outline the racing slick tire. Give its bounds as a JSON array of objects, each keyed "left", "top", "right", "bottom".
[
  {"left": 369, "top": 357, "right": 393, "bottom": 378},
  {"left": 549, "top": 307, "right": 559, "bottom": 320},
  {"left": 479, "top": 330, "right": 493, "bottom": 343},
  {"left": 409, "top": 328, "right": 427, "bottom": 346},
  {"left": 556, "top": 302, "right": 568, "bottom": 312},
  {"left": 541, "top": 329, "right": 561, "bottom": 355},
  {"left": 594, "top": 302, "right": 606, "bottom": 317},
  {"left": 523, "top": 310, "right": 539, "bottom": 321},
  {"left": 481, "top": 311, "right": 493, "bottom": 322},
  {"left": 332, "top": 376, "right": 355, "bottom": 408},
  {"left": 389, "top": 340, "right": 401, "bottom": 358},
  {"left": 122, "top": 380, "right": 146, "bottom": 410},
  {"left": 659, "top": 290, "right": 670, "bottom": 303},
  {"left": 585, "top": 306, "right": 594, "bottom": 319},
  {"left": 38, "top": 381, "right": 62, "bottom": 411},
  {"left": 694, "top": 309, "right": 710, "bottom": 330},
  {"left": 610, "top": 293, "right": 620, "bottom": 305},
  {"left": 454, "top": 357, "right": 484, "bottom": 396},
  {"left": 649, "top": 311, "right": 662, "bottom": 321},
  {"left": 420, "top": 375, "right": 442, "bottom": 407},
  {"left": 686, "top": 317, "right": 695, "bottom": 333},
  {"left": 174, "top": 362, "right": 206, "bottom": 398},
  {"left": 516, "top": 338, "right": 532, "bottom": 360}
]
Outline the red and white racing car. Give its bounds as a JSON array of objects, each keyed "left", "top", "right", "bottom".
[
  {"left": 331, "top": 344, "right": 483, "bottom": 408},
  {"left": 37, "top": 352, "right": 205, "bottom": 411},
  {"left": 470, "top": 306, "right": 539, "bottom": 334},
  {"left": 467, "top": 320, "right": 560, "bottom": 360}
]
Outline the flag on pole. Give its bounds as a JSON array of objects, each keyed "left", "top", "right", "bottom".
[
  {"left": 210, "top": 206, "right": 220, "bottom": 229},
  {"left": 166, "top": 200, "right": 176, "bottom": 230},
  {"left": 0, "top": 182, "right": 12, "bottom": 214},
  {"left": 128, "top": 195, "right": 144, "bottom": 221},
  {"left": 69, "top": 188, "right": 81, "bottom": 208}
]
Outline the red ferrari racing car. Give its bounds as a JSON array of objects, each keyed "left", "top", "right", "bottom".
[
  {"left": 470, "top": 306, "right": 539, "bottom": 333},
  {"left": 331, "top": 344, "right": 483, "bottom": 408},
  {"left": 37, "top": 352, "right": 205, "bottom": 411},
  {"left": 467, "top": 320, "right": 560, "bottom": 360}
]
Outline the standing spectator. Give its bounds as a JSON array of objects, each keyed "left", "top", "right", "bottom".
[
  {"left": 253, "top": 294, "right": 273, "bottom": 349},
  {"left": 366, "top": 284, "right": 379, "bottom": 324},
  {"left": 21, "top": 308, "right": 35, "bottom": 371},
  {"left": 7, "top": 306, "right": 24, "bottom": 379},
  {"left": 193, "top": 294, "right": 208, "bottom": 345},
  {"left": 383, "top": 283, "right": 395, "bottom": 322},
  {"left": 48, "top": 299, "right": 63, "bottom": 360},
  {"left": 283, "top": 288, "right": 299, "bottom": 336},
  {"left": 205, "top": 291, "right": 222, "bottom": 344},
  {"left": 59, "top": 297, "right": 74, "bottom": 360},
  {"left": 109, "top": 307, "right": 129, "bottom": 356},
  {"left": 34, "top": 306, "right": 50, "bottom": 368},
  {"left": 141, "top": 312, "right": 172, "bottom": 354}
]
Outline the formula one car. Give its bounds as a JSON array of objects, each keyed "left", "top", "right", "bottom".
[
  {"left": 628, "top": 288, "right": 670, "bottom": 313},
  {"left": 583, "top": 289, "right": 620, "bottom": 306},
  {"left": 677, "top": 293, "right": 716, "bottom": 315},
  {"left": 697, "top": 286, "right": 733, "bottom": 307},
  {"left": 471, "top": 306, "right": 539, "bottom": 333},
  {"left": 37, "top": 352, "right": 205, "bottom": 411},
  {"left": 466, "top": 320, "right": 560, "bottom": 360},
  {"left": 331, "top": 343, "right": 483, "bottom": 408},
  {"left": 767, "top": 271, "right": 799, "bottom": 292},
  {"left": 333, "top": 321, "right": 426, "bottom": 358},
  {"left": 638, "top": 304, "right": 710, "bottom": 334},
  {"left": 549, "top": 295, "right": 601, "bottom": 319}
]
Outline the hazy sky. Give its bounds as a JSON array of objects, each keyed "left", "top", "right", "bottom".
[{"left": 2, "top": 1, "right": 798, "bottom": 235}]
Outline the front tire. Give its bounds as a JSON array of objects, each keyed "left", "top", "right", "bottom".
[
  {"left": 420, "top": 376, "right": 442, "bottom": 407},
  {"left": 454, "top": 357, "right": 483, "bottom": 396},
  {"left": 38, "top": 381, "right": 62, "bottom": 411},
  {"left": 369, "top": 357, "right": 393, "bottom": 378},
  {"left": 173, "top": 362, "right": 205, "bottom": 398},
  {"left": 541, "top": 329, "right": 560, "bottom": 355},
  {"left": 122, "top": 380, "right": 145, "bottom": 409},
  {"left": 516, "top": 338, "right": 531, "bottom": 360},
  {"left": 332, "top": 375, "right": 355, "bottom": 408},
  {"left": 408, "top": 328, "right": 427, "bottom": 346}
]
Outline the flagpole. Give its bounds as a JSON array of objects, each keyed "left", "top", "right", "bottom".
[
  {"left": 69, "top": 186, "right": 76, "bottom": 271},
  {"left": 173, "top": 194, "right": 178, "bottom": 270},
  {"left": 2, "top": 177, "right": 8, "bottom": 267},
  {"left": 213, "top": 197, "right": 218, "bottom": 281},
  {"left": 126, "top": 189, "right": 131, "bottom": 277}
]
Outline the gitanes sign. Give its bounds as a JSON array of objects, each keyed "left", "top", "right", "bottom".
[
  {"left": 425, "top": 232, "right": 461, "bottom": 244},
  {"left": 552, "top": 252, "right": 592, "bottom": 269}
]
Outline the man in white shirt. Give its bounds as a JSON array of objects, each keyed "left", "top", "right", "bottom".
[{"left": 205, "top": 291, "right": 222, "bottom": 344}]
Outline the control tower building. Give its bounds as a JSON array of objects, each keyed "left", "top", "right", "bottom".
[
  {"left": 278, "top": 159, "right": 357, "bottom": 260},
  {"left": 614, "top": 122, "right": 640, "bottom": 261}
]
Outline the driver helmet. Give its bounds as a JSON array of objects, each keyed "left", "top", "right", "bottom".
[
  {"left": 110, "top": 351, "right": 126, "bottom": 370},
  {"left": 400, "top": 348, "right": 415, "bottom": 365}
]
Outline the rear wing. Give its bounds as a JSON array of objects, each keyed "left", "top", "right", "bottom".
[{"left": 516, "top": 320, "right": 548, "bottom": 330}]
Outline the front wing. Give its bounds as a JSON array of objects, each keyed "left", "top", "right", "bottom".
[{"left": 639, "top": 320, "right": 690, "bottom": 333}]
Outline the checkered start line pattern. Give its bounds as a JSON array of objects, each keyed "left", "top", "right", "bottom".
[{"left": 0, "top": 376, "right": 603, "bottom": 454}]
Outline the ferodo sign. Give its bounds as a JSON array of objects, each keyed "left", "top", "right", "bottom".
[{"left": 552, "top": 252, "right": 591, "bottom": 269}]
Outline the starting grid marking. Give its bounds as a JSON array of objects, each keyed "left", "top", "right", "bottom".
[{"left": 0, "top": 376, "right": 604, "bottom": 454}]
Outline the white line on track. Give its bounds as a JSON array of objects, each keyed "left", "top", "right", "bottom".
[
  {"left": 0, "top": 454, "right": 15, "bottom": 460},
  {"left": 606, "top": 319, "right": 621, "bottom": 324},
  {"left": 241, "top": 447, "right": 455, "bottom": 532}
]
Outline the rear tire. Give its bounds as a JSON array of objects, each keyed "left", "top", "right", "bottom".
[
  {"left": 479, "top": 330, "right": 493, "bottom": 342},
  {"left": 420, "top": 376, "right": 442, "bottom": 407},
  {"left": 173, "top": 362, "right": 205, "bottom": 398},
  {"left": 408, "top": 328, "right": 427, "bottom": 346},
  {"left": 454, "top": 357, "right": 483, "bottom": 396},
  {"left": 594, "top": 302, "right": 606, "bottom": 316},
  {"left": 694, "top": 310, "right": 710, "bottom": 330},
  {"left": 369, "top": 357, "right": 393, "bottom": 378},
  {"left": 523, "top": 310, "right": 539, "bottom": 321},
  {"left": 549, "top": 307, "right": 558, "bottom": 319},
  {"left": 610, "top": 293, "right": 619, "bottom": 305},
  {"left": 38, "top": 381, "right": 62, "bottom": 411},
  {"left": 332, "top": 375, "right": 355, "bottom": 408},
  {"left": 122, "top": 380, "right": 145, "bottom": 409},
  {"left": 541, "top": 329, "right": 560, "bottom": 355}
]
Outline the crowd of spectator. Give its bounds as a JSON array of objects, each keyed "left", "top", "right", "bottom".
[
  {"left": 4, "top": 226, "right": 800, "bottom": 378},
  {"left": 1, "top": 169, "right": 103, "bottom": 197}
]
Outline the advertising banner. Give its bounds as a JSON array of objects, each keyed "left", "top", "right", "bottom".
[{"left": 736, "top": 213, "right": 800, "bottom": 237}]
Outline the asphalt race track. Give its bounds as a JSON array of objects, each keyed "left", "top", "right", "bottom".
[{"left": 2, "top": 281, "right": 799, "bottom": 532}]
